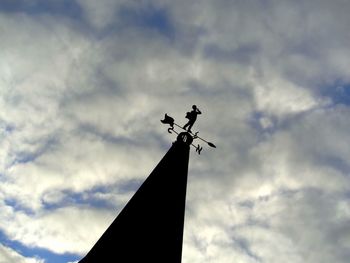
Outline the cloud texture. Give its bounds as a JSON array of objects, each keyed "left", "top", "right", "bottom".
[{"left": 1, "top": 0, "right": 350, "bottom": 262}]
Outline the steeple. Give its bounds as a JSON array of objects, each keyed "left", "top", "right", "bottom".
[
  {"left": 79, "top": 133, "right": 191, "bottom": 262},
  {"left": 79, "top": 107, "right": 216, "bottom": 262}
]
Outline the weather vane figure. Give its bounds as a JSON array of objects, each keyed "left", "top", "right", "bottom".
[
  {"left": 161, "top": 106, "right": 216, "bottom": 155},
  {"left": 183, "top": 105, "right": 201, "bottom": 133}
]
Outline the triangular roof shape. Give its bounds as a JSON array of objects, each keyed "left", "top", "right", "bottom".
[{"left": 79, "top": 133, "right": 191, "bottom": 262}]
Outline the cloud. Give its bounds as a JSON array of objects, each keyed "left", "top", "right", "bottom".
[
  {"left": 0, "top": 244, "right": 44, "bottom": 263},
  {"left": 75, "top": 0, "right": 126, "bottom": 29},
  {"left": 0, "top": 200, "right": 117, "bottom": 255},
  {"left": 1, "top": 0, "right": 350, "bottom": 262}
]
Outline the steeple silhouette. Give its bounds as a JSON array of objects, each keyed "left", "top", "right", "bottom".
[{"left": 79, "top": 132, "right": 191, "bottom": 262}]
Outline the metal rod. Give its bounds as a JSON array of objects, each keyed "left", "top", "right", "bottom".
[{"left": 174, "top": 122, "right": 215, "bottom": 147}]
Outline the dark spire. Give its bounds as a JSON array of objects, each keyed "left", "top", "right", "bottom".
[{"left": 79, "top": 133, "right": 191, "bottom": 263}]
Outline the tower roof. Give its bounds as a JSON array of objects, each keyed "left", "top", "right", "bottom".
[{"left": 79, "top": 136, "right": 190, "bottom": 263}]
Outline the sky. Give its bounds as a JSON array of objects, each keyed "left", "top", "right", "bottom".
[{"left": 1, "top": 0, "right": 350, "bottom": 262}]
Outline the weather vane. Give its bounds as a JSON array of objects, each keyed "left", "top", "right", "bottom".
[{"left": 161, "top": 105, "right": 216, "bottom": 155}]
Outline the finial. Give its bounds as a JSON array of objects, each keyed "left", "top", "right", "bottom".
[{"left": 160, "top": 107, "right": 216, "bottom": 155}]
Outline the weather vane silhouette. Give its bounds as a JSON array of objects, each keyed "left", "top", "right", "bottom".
[{"left": 161, "top": 105, "right": 216, "bottom": 155}]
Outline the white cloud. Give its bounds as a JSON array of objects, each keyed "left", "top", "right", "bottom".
[
  {"left": 1, "top": 0, "right": 350, "bottom": 262},
  {"left": 252, "top": 74, "right": 324, "bottom": 117},
  {"left": 0, "top": 244, "right": 44, "bottom": 263},
  {"left": 0, "top": 201, "right": 117, "bottom": 255}
]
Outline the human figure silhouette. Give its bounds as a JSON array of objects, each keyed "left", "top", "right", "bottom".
[{"left": 183, "top": 105, "right": 201, "bottom": 133}]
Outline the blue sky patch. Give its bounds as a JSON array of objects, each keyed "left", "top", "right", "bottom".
[
  {"left": 316, "top": 153, "right": 350, "bottom": 175},
  {"left": 0, "top": 0, "right": 82, "bottom": 18},
  {"left": 10, "top": 136, "right": 59, "bottom": 167},
  {"left": 42, "top": 180, "right": 142, "bottom": 211},
  {"left": 42, "top": 189, "right": 115, "bottom": 211},
  {"left": 4, "top": 198, "right": 35, "bottom": 215},
  {"left": 0, "top": 230, "right": 81, "bottom": 263},
  {"left": 118, "top": 5, "right": 175, "bottom": 39},
  {"left": 319, "top": 83, "right": 350, "bottom": 106}
]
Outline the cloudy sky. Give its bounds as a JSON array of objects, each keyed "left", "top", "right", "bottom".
[{"left": 1, "top": 0, "right": 350, "bottom": 262}]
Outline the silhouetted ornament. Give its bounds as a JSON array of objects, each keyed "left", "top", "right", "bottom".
[
  {"left": 79, "top": 107, "right": 215, "bottom": 263},
  {"left": 161, "top": 114, "right": 174, "bottom": 127},
  {"left": 208, "top": 142, "right": 216, "bottom": 148},
  {"left": 183, "top": 105, "right": 201, "bottom": 134},
  {"left": 161, "top": 107, "right": 217, "bottom": 155},
  {"left": 177, "top": 132, "right": 193, "bottom": 145}
]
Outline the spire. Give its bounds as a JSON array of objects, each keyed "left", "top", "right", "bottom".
[{"left": 79, "top": 133, "right": 191, "bottom": 262}]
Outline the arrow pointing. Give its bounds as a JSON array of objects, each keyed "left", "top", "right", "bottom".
[{"left": 173, "top": 123, "right": 217, "bottom": 148}]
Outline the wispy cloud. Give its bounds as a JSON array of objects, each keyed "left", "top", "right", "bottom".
[
  {"left": 0, "top": 244, "right": 44, "bottom": 263},
  {"left": 1, "top": 0, "right": 350, "bottom": 262}
]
